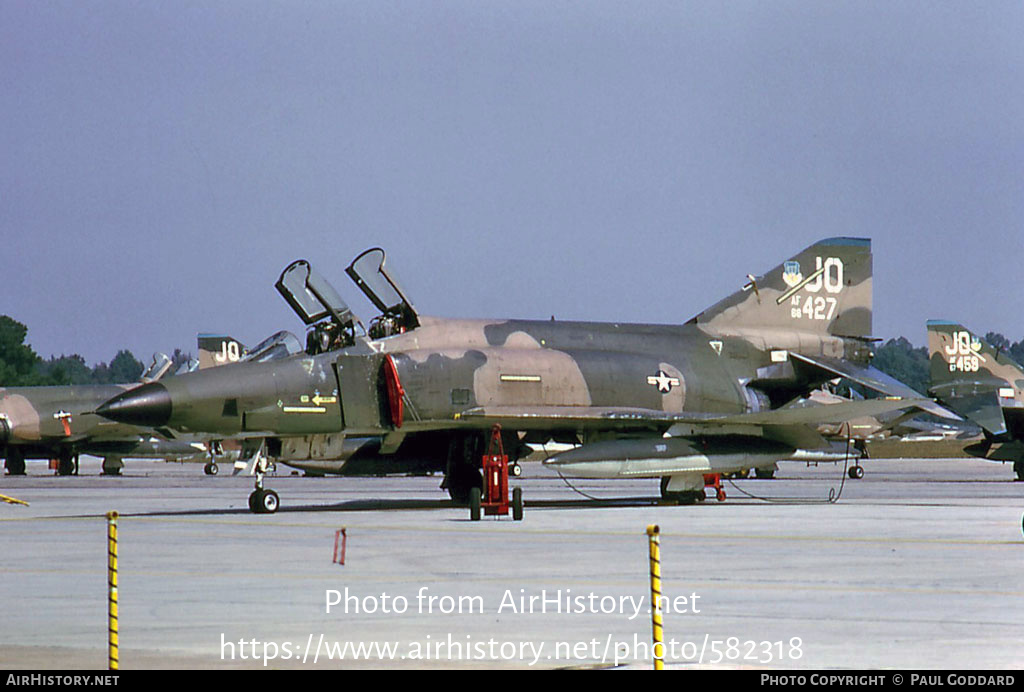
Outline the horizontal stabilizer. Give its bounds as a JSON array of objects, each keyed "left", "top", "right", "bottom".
[
  {"left": 927, "top": 383, "right": 1007, "bottom": 437},
  {"left": 789, "top": 352, "right": 959, "bottom": 421}
]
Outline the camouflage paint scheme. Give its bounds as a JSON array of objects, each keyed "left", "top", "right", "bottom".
[
  {"left": 0, "top": 383, "right": 204, "bottom": 475},
  {"left": 927, "top": 320, "right": 1024, "bottom": 478},
  {"left": 96, "top": 238, "right": 934, "bottom": 510},
  {"left": 0, "top": 335, "right": 250, "bottom": 476}
]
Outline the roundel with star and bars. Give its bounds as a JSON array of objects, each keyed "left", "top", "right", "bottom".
[{"left": 646, "top": 363, "right": 685, "bottom": 412}]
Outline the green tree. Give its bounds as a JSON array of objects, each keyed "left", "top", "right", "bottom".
[
  {"left": 871, "top": 336, "right": 930, "bottom": 394},
  {"left": 1011, "top": 338, "right": 1024, "bottom": 366},
  {"left": 0, "top": 316, "right": 45, "bottom": 385},
  {"left": 39, "top": 354, "right": 94, "bottom": 385},
  {"left": 984, "top": 332, "right": 1010, "bottom": 353},
  {"left": 108, "top": 350, "right": 144, "bottom": 383}
]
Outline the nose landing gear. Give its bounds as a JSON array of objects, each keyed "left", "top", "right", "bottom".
[{"left": 245, "top": 442, "right": 280, "bottom": 514}]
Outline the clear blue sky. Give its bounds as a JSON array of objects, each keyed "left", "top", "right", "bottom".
[{"left": 2, "top": 2, "right": 1022, "bottom": 365}]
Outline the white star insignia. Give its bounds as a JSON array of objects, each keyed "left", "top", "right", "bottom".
[{"left": 647, "top": 370, "right": 680, "bottom": 393}]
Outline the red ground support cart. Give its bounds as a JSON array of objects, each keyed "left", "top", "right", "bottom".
[
  {"left": 703, "top": 473, "right": 727, "bottom": 502},
  {"left": 469, "top": 425, "right": 524, "bottom": 521}
]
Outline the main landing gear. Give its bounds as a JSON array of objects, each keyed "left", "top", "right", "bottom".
[
  {"left": 660, "top": 474, "right": 727, "bottom": 505},
  {"left": 55, "top": 449, "right": 77, "bottom": 476},
  {"left": 660, "top": 476, "right": 703, "bottom": 505},
  {"left": 4, "top": 448, "right": 26, "bottom": 476},
  {"left": 443, "top": 433, "right": 485, "bottom": 505}
]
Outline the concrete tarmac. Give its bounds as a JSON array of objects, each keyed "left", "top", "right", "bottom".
[{"left": 0, "top": 456, "right": 1022, "bottom": 669}]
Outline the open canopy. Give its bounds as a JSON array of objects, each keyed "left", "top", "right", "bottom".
[
  {"left": 345, "top": 247, "right": 419, "bottom": 333},
  {"left": 275, "top": 259, "right": 357, "bottom": 328}
]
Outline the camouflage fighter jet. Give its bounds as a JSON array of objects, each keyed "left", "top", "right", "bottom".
[
  {"left": 0, "top": 335, "right": 252, "bottom": 477},
  {"left": 927, "top": 320, "right": 1024, "bottom": 479},
  {"left": 97, "top": 239, "right": 939, "bottom": 512},
  {"left": 0, "top": 354, "right": 202, "bottom": 476}
]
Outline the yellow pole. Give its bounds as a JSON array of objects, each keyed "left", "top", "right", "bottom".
[
  {"left": 106, "top": 511, "right": 119, "bottom": 671},
  {"left": 646, "top": 524, "right": 664, "bottom": 670},
  {"left": 0, "top": 493, "right": 28, "bottom": 506}
]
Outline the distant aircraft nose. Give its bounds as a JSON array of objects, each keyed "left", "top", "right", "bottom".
[{"left": 96, "top": 382, "right": 172, "bottom": 427}]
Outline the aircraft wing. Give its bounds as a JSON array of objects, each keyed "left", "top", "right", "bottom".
[
  {"left": 789, "top": 352, "right": 960, "bottom": 420},
  {"left": 458, "top": 397, "right": 933, "bottom": 432}
]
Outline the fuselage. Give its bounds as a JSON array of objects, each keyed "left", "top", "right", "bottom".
[
  {"left": 99, "top": 315, "right": 863, "bottom": 452},
  {"left": 0, "top": 384, "right": 203, "bottom": 460}
]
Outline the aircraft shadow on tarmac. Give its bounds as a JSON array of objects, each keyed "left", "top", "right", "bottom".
[{"left": 117, "top": 496, "right": 667, "bottom": 518}]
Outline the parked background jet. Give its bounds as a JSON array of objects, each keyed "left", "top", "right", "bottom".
[
  {"left": 98, "top": 239, "right": 937, "bottom": 512},
  {"left": 0, "top": 354, "right": 200, "bottom": 475},
  {"left": 927, "top": 320, "right": 1024, "bottom": 479},
  {"left": 0, "top": 335, "right": 250, "bottom": 476}
]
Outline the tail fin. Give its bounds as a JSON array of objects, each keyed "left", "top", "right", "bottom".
[
  {"left": 197, "top": 334, "right": 247, "bottom": 370},
  {"left": 691, "top": 237, "right": 871, "bottom": 339},
  {"left": 926, "top": 320, "right": 1024, "bottom": 437},
  {"left": 926, "top": 320, "right": 1024, "bottom": 390}
]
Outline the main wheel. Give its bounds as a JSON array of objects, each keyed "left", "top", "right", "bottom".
[
  {"left": 675, "top": 491, "right": 700, "bottom": 506},
  {"left": 661, "top": 477, "right": 701, "bottom": 504},
  {"left": 56, "top": 450, "right": 74, "bottom": 476},
  {"left": 512, "top": 487, "right": 523, "bottom": 521},
  {"left": 659, "top": 476, "right": 673, "bottom": 499},
  {"left": 469, "top": 487, "right": 482, "bottom": 521},
  {"left": 754, "top": 467, "right": 776, "bottom": 479},
  {"left": 5, "top": 449, "right": 26, "bottom": 476},
  {"left": 848, "top": 465, "right": 864, "bottom": 480},
  {"left": 1013, "top": 459, "right": 1024, "bottom": 481},
  {"left": 445, "top": 434, "right": 484, "bottom": 504}
]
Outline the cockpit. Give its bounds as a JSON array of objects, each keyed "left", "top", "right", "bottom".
[
  {"left": 275, "top": 248, "right": 420, "bottom": 355},
  {"left": 242, "top": 330, "right": 304, "bottom": 363}
]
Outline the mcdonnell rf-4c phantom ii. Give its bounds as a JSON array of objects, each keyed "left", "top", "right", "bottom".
[
  {"left": 97, "top": 239, "right": 941, "bottom": 513},
  {"left": 927, "top": 320, "right": 1024, "bottom": 480}
]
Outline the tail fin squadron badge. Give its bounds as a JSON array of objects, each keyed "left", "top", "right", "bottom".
[{"left": 782, "top": 261, "right": 803, "bottom": 288}]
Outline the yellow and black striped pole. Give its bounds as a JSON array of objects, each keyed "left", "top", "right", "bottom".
[
  {"left": 0, "top": 493, "right": 28, "bottom": 506},
  {"left": 106, "top": 511, "right": 119, "bottom": 670},
  {"left": 646, "top": 524, "right": 664, "bottom": 670}
]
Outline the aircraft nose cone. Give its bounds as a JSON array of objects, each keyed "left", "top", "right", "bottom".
[{"left": 96, "top": 382, "right": 172, "bottom": 427}]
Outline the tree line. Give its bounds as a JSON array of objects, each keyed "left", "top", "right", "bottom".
[{"left": 0, "top": 315, "right": 191, "bottom": 387}]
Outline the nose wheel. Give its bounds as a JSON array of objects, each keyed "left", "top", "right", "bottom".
[
  {"left": 245, "top": 441, "right": 280, "bottom": 514},
  {"left": 249, "top": 488, "right": 280, "bottom": 514}
]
